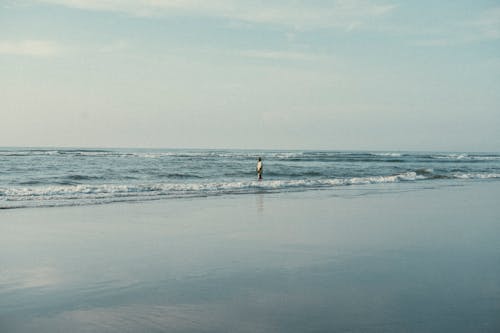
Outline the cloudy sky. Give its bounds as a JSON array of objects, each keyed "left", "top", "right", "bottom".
[{"left": 1, "top": 0, "right": 499, "bottom": 151}]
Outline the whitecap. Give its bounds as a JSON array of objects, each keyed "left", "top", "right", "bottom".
[
  {"left": 370, "top": 152, "right": 402, "bottom": 157},
  {"left": 452, "top": 173, "right": 500, "bottom": 179}
]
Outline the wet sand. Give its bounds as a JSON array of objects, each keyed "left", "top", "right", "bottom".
[{"left": 1, "top": 182, "right": 499, "bottom": 332}]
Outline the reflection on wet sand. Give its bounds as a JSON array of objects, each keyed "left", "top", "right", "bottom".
[
  {"left": 1, "top": 183, "right": 499, "bottom": 332},
  {"left": 255, "top": 193, "right": 264, "bottom": 215}
]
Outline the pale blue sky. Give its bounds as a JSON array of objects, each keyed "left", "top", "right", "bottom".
[{"left": 1, "top": 0, "right": 499, "bottom": 151}]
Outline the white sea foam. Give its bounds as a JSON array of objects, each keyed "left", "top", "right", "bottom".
[
  {"left": 0, "top": 172, "right": 435, "bottom": 209},
  {"left": 468, "top": 156, "right": 500, "bottom": 161},
  {"left": 76, "top": 151, "right": 118, "bottom": 156},
  {"left": 452, "top": 173, "right": 500, "bottom": 179},
  {"left": 0, "top": 150, "right": 58, "bottom": 156},
  {"left": 431, "top": 154, "right": 500, "bottom": 161},
  {"left": 371, "top": 152, "right": 402, "bottom": 157},
  {"left": 273, "top": 152, "right": 305, "bottom": 159}
]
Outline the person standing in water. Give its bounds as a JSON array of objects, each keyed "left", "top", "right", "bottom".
[{"left": 256, "top": 157, "right": 263, "bottom": 180}]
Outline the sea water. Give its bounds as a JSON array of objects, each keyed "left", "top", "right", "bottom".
[{"left": 1, "top": 148, "right": 499, "bottom": 209}]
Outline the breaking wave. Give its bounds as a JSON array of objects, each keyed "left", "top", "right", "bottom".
[{"left": 2, "top": 171, "right": 499, "bottom": 209}]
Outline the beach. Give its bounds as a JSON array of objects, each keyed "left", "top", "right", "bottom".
[
  {"left": 4, "top": 0, "right": 500, "bottom": 331},
  {"left": 1, "top": 181, "right": 499, "bottom": 332}
]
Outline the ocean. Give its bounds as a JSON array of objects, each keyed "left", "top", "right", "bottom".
[
  {"left": 1, "top": 148, "right": 499, "bottom": 209},
  {"left": 2, "top": 150, "right": 500, "bottom": 332}
]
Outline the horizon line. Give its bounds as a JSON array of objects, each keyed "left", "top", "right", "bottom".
[{"left": 0, "top": 146, "right": 497, "bottom": 154}]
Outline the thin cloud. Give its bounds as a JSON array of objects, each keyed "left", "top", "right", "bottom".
[
  {"left": 35, "top": 0, "right": 397, "bottom": 31},
  {"left": 0, "top": 40, "right": 61, "bottom": 57},
  {"left": 468, "top": 7, "right": 500, "bottom": 41},
  {"left": 414, "top": 7, "right": 500, "bottom": 47}
]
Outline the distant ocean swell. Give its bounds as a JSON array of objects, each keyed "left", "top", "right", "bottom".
[{"left": 1, "top": 149, "right": 499, "bottom": 161}]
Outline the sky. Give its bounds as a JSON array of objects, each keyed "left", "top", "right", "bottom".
[{"left": 1, "top": 0, "right": 499, "bottom": 151}]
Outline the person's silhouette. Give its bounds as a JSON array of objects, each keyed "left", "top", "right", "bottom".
[{"left": 257, "top": 157, "right": 263, "bottom": 180}]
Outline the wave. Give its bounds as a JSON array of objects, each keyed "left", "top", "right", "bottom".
[
  {"left": 452, "top": 173, "right": 500, "bottom": 179},
  {"left": 0, "top": 149, "right": 250, "bottom": 159},
  {"left": 0, "top": 149, "right": 116, "bottom": 157},
  {"left": 2, "top": 171, "right": 498, "bottom": 209},
  {"left": 0, "top": 149, "right": 404, "bottom": 160},
  {"left": 154, "top": 173, "right": 204, "bottom": 179},
  {"left": 0, "top": 150, "right": 59, "bottom": 157},
  {"left": 261, "top": 170, "right": 325, "bottom": 178},
  {"left": 370, "top": 152, "right": 403, "bottom": 157},
  {"left": 2, "top": 149, "right": 499, "bottom": 163},
  {"left": 0, "top": 172, "right": 418, "bottom": 206},
  {"left": 268, "top": 151, "right": 500, "bottom": 163},
  {"left": 65, "top": 174, "right": 103, "bottom": 181},
  {"left": 429, "top": 154, "right": 500, "bottom": 161}
]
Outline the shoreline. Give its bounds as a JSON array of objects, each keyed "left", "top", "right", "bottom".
[{"left": 1, "top": 181, "right": 499, "bottom": 332}]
